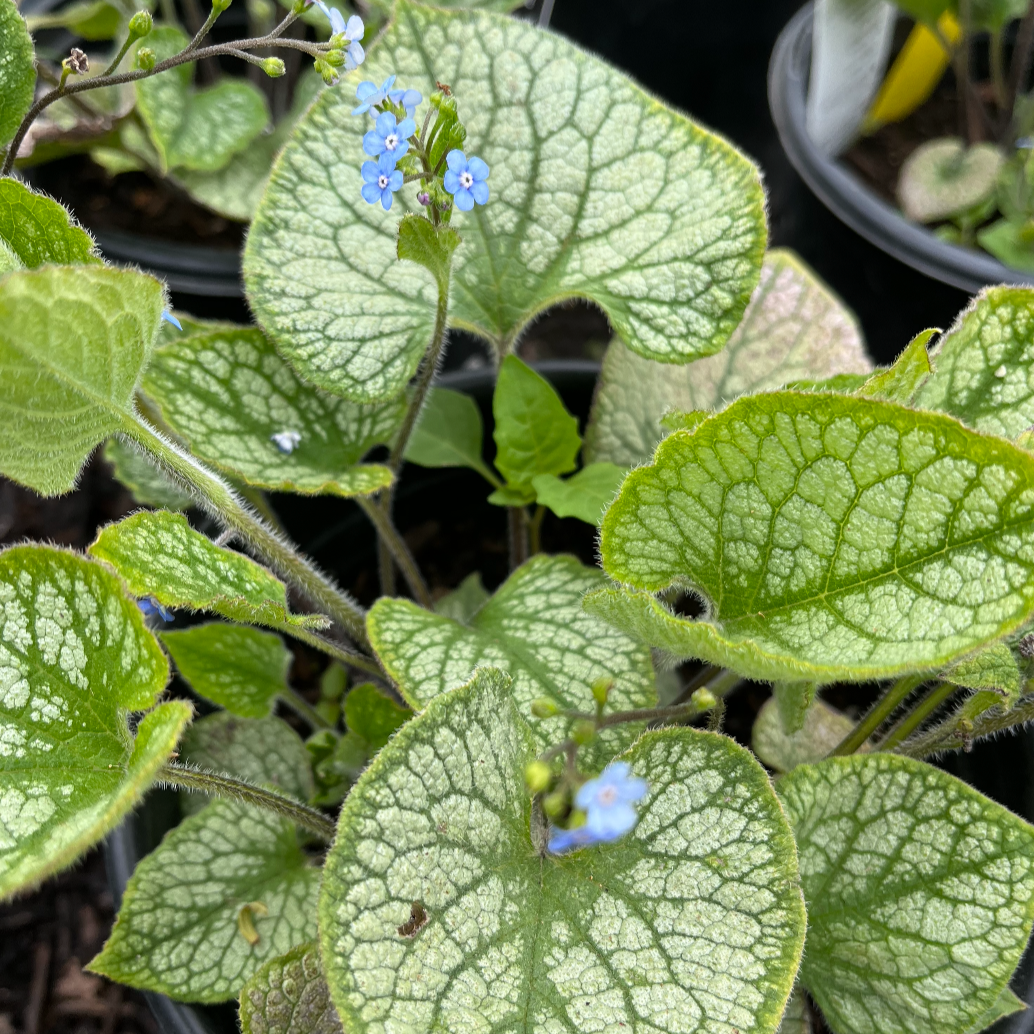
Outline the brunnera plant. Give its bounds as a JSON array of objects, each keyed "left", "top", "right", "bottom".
[{"left": 3, "top": 3, "right": 1034, "bottom": 1034}]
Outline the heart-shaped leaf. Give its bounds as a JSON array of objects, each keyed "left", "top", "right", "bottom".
[
  {"left": 162, "top": 622, "right": 291, "bottom": 718},
  {"left": 940, "top": 641, "right": 1021, "bottom": 696},
  {"left": 898, "top": 137, "right": 1003, "bottom": 223},
  {"left": 779, "top": 753, "right": 1034, "bottom": 1034},
  {"left": 90, "top": 511, "right": 329, "bottom": 633},
  {"left": 367, "top": 554, "right": 657, "bottom": 762},
  {"left": 589, "top": 391, "right": 1034, "bottom": 683},
  {"left": 0, "top": 179, "right": 100, "bottom": 268},
  {"left": 136, "top": 26, "right": 269, "bottom": 174},
  {"left": 0, "top": 545, "right": 188, "bottom": 899},
  {"left": 90, "top": 797, "right": 320, "bottom": 1002},
  {"left": 0, "top": 0, "right": 35, "bottom": 152},
  {"left": 433, "top": 571, "right": 489, "bottom": 623},
  {"left": 585, "top": 249, "right": 871, "bottom": 467},
  {"left": 240, "top": 943, "right": 342, "bottom": 1034},
  {"left": 404, "top": 386, "right": 497, "bottom": 483},
  {"left": 244, "top": 1, "right": 766, "bottom": 401},
  {"left": 752, "top": 697, "right": 857, "bottom": 773},
  {"left": 319, "top": 667, "right": 806, "bottom": 1034},
  {"left": 0, "top": 265, "right": 164, "bottom": 496},
  {"left": 142, "top": 326, "right": 400, "bottom": 498},
  {"left": 343, "top": 682, "right": 409, "bottom": 750}
]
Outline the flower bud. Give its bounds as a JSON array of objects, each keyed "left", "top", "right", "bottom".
[
  {"left": 571, "top": 719, "right": 596, "bottom": 745},
  {"left": 292, "top": 0, "right": 311, "bottom": 12},
  {"left": 324, "top": 48, "right": 345, "bottom": 68},
  {"left": 530, "top": 698, "right": 559, "bottom": 718},
  {"left": 261, "top": 57, "right": 286, "bottom": 78},
  {"left": 543, "top": 790, "right": 568, "bottom": 821},
  {"left": 212, "top": 0, "right": 233, "bottom": 13},
  {"left": 691, "top": 687, "right": 718, "bottom": 711},
  {"left": 524, "top": 761, "right": 551, "bottom": 795},
  {"left": 591, "top": 677, "right": 611, "bottom": 708},
  {"left": 313, "top": 57, "right": 339, "bottom": 85},
  {"left": 417, "top": 192, "right": 431, "bottom": 206},
  {"left": 127, "top": 10, "right": 152, "bottom": 38},
  {"left": 136, "top": 47, "right": 156, "bottom": 71}
]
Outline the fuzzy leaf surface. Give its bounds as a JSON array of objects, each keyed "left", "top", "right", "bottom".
[
  {"left": 532, "top": 462, "right": 626, "bottom": 525},
  {"left": 142, "top": 327, "right": 400, "bottom": 498},
  {"left": 0, "top": 545, "right": 186, "bottom": 899},
  {"left": 857, "top": 328, "right": 935, "bottom": 403},
  {"left": 940, "top": 641, "right": 1021, "bottom": 696},
  {"left": 90, "top": 512, "right": 327, "bottom": 632},
  {"left": 162, "top": 622, "right": 290, "bottom": 718},
  {"left": 240, "top": 943, "right": 342, "bottom": 1034},
  {"left": 0, "top": 179, "right": 100, "bottom": 268},
  {"left": 0, "top": 265, "right": 163, "bottom": 495},
  {"left": 779, "top": 753, "right": 1034, "bottom": 1034},
  {"left": 319, "top": 667, "right": 806, "bottom": 1034},
  {"left": 90, "top": 797, "right": 319, "bottom": 1002},
  {"left": 102, "top": 438, "right": 194, "bottom": 510},
  {"left": 244, "top": 1, "right": 766, "bottom": 401},
  {"left": 367, "top": 554, "right": 656, "bottom": 762},
  {"left": 433, "top": 572, "right": 489, "bottom": 623},
  {"left": 590, "top": 391, "right": 1034, "bottom": 683},
  {"left": 0, "top": 0, "right": 34, "bottom": 151},
  {"left": 343, "top": 683, "right": 409, "bottom": 751},
  {"left": 585, "top": 250, "right": 870, "bottom": 466}
]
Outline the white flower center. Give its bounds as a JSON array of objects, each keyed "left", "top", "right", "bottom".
[
  {"left": 460, "top": 171, "right": 474, "bottom": 189},
  {"left": 378, "top": 174, "right": 389, "bottom": 189},
  {"left": 384, "top": 133, "right": 399, "bottom": 150},
  {"left": 597, "top": 786, "right": 618, "bottom": 807}
]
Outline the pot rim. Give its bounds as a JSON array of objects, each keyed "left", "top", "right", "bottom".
[{"left": 768, "top": 1, "right": 1034, "bottom": 295}]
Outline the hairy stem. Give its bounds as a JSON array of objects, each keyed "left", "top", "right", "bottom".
[
  {"left": 878, "top": 681, "right": 956, "bottom": 751},
  {"left": 159, "top": 762, "right": 336, "bottom": 841},
  {"left": 508, "top": 507, "right": 528, "bottom": 571},
  {"left": 280, "top": 622, "right": 385, "bottom": 679},
  {"left": 278, "top": 687, "right": 332, "bottom": 730},
  {"left": 528, "top": 505, "right": 545, "bottom": 556},
  {"left": 123, "top": 415, "right": 371, "bottom": 647},
  {"left": 831, "top": 674, "right": 926, "bottom": 756},
  {"left": 897, "top": 694, "right": 1034, "bottom": 759},
  {"left": 357, "top": 497, "right": 433, "bottom": 608}
]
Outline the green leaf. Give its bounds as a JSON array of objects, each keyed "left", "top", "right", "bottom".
[
  {"left": 963, "top": 988, "right": 1026, "bottom": 1033},
  {"left": 433, "top": 571, "right": 489, "bottom": 623},
  {"left": 90, "top": 511, "right": 329, "bottom": 633},
  {"left": 779, "top": 753, "right": 1034, "bottom": 1034},
  {"left": 531, "top": 462, "right": 626, "bottom": 526},
  {"left": 404, "top": 387, "right": 497, "bottom": 483},
  {"left": 89, "top": 797, "right": 320, "bottom": 1002},
  {"left": 0, "top": 0, "right": 34, "bottom": 152},
  {"left": 179, "top": 712, "right": 314, "bottom": 816},
  {"left": 589, "top": 390, "right": 1034, "bottom": 683},
  {"left": 773, "top": 681, "right": 818, "bottom": 735},
  {"left": 585, "top": 249, "right": 870, "bottom": 467},
  {"left": 940, "top": 641, "right": 1021, "bottom": 697},
  {"left": 365, "top": 0, "right": 524, "bottom": 15},
  {"left": 0, "top": 265, "right": 164, "bottom": 496},
  {"left": 788, "top": 372, "right": 872, "bottom": 394},
  {"left": 0, "top": 545, "right": 187, "bottom": 899},
  {"left": 493, "top": 356, "right": 581, "bottom": 492},
  {"left": 857, "top": 328, "right": 936, "bottom": 404},
  {"left": 752, "top": 697, "right": 857, "bottom": 773},
  {"left": 142, "top": 326, "right": 401, "bottom": 498},
  {"left": 136, "top": 26, "right": 269, "bottom": 174},
  {"left": 898, "top": 139, "right": 1003, "bottom": 223},
  {"left": 319, "top": 667, "right": 807, "bottom": 1034},
  {"left": 25, "top": 0, "right": 121, "bottom": 39},
  {"left": 916, "top": 286, "right": 1034, "bottom": 439},
  {"left": 0, "top": 179, "right": 100, "bottom": 269},
  {"left": 976, "top": 219, "right": 1034, "bottom": 273},
  {"left": 244, "top": 1, "right": 765, "bottom": 402},
  {"left": 310, "top": 731, "right": 368, "bottom": 807},
  {"left": 343, "top": 683, "right": 409, "bottom": 751},
  {"left": 396, "top": 214, "right": 460, "bottom": 294},
  {"left": 368, "top": 554, "right": 657, "bottom": 763},
  {"left": 103, "top": 438, "right": 194, "bottom": 510},
  {"left": 776, "top": 986, "right": 813, "bottom": 1034},
  {"left": 161, "top": 623, "right": 290, "bottom": 718},
  {"left": 239, "top": 943, "right": 342, "bottom": 1034}
]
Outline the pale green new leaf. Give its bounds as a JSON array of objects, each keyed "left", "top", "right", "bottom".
[
  {"left": 433, "top": 571, "right": 489, "bottom": 623},
  {"left": 0, "top": 0, "right": 34, "bottom": 152},
  {"left": 779, "top": 753, "right": 1034, "bottom": 1034},
  {"left": 752, "top": 697, "right": 857, "bottom": 773},
  {"left": 244, "top": 1, "right": 765, "bottom": 401},
  {"left": 589, "top": 391, "right": 1034, "bottom": 683},
  {"left": 103, "top": 438, "right": 193, "bottom": 510},
  {"left": 857, "top": 328, "right": 935, "bottom": 404},
  {"left": 0, "top": 179, "right": 100, "bottom": 269},
  {"left": 940, "top": 641, "right": 1021, "bottom": 696},
  {"left": 368, "top": 554, "right": 656, "bottom": 762},
  {"left": 773, "top": 681, "right": 818, "bottom": 735},
  {"left": 343, "top": 682, "right": 409, "bottom": 750},
  {"left": 90, "top": 511, "right": 329, "bottom": 632},
  {"left": 532, "top": 462, "right": 626, "bottom": 525},
  {"left": 0, "top": 265, "right": 164, "bottom": 496},
  {"left": 917, "top": 286, "right": 1034, "bottom": 439},
  {"left": 319, "top": 668, "right": 806, "bottom": 1034},
  {"left": 585, "top": 249, "right": 870, "bottom": 466},
  {"left": 404, "top": 387, "right": 497, "bottom": 483},
  {"left": 162, "top": 623, "right": 290, "bottom": 718},
  {"left": 0, "top": 545, "right": 188, "bottom": 899},
  {"left": 89, "top": 797, "right": 320, "bottom": 1002},
  {"left": 240, "top": 943, "right": 342, "bottom": 1034},
  {"left": 136, "top": 27, "right": 269, "bottom": 174},
  {"left": 142, "top": 327, "right": 400, "bottom": 497}
]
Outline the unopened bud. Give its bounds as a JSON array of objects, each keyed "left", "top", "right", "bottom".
[
  {"left": 292, "top": 0, "right": 311, "bottom": 12},
  {"left": 64, "top": 48, "right": 89, "bottom": 75},
  {"left": 571, "top": 719, "right": 596, "bottom": 745},
  {"left": 324, "top": 48, "right": 345, "bottom": 68},
  {"left": 128, "top": 10, "right": 152, "bottom": 38},
  {"left": 417, "top": 192, "right": 431, "bottom": 206},
  {"left": 530, "top": 698, "right": 559, "bottom": 719},
  {"left": 591, "top": 678, "right": 611, "bottom": 708},
  {"left": 212, "top": 0, "right": 233, "bottom": 13},
  {"left": 136, "top": 47, "right": 156, "bottom": 71},
  {"left": 313, "top": 57, "right": 338, "bottom": 85},
  {"left": 691, "top": 687, "right": 718, "bottom": 711},
  {"left": 261, "top": 56, "right": 286, "bottom": 77},
  {"left": 524, "top": 761, "right": 551, "bottom": 795},
  {"left": 543, "top": 790, "right": 568, "bottom": 821}
]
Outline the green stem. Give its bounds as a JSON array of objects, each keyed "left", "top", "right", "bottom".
[
  {"left": 159, "top": 762, "right": 336, "bottom": 841},
  {"left": 278, "top": 622, "right": 385, "bottom": 679},
  {"left": 278, "top": 687, "right": 331, "bottom": 730},
  {"left": 123, "top": 413, "right": 370, "bottom": 647},
  {"left": 528, "top": 505, "right": 545, "bottom": 556},
  {"left": 356, "top": 497, "right": 433, "bottom": 609},
  {"left": 897, "top": 694, "right": 1034, "bottom": 759},
  {"left": 508, "top": 507, "right": 528, "bottom": 571},
  {"left": 102, "top": 35, "right": 136, "bottom": 77},
  {"left": 878, "top": 681, "right": 956, "bottom": 751},
  {"left": 831, "top": 674, "right": 926, "bottom": 756},
  {"left": 991, "top": 28, "right": 1008, "bottom": 110}
]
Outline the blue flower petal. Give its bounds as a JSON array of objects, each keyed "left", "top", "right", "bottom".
[
  {"left": 381, "top": 74, "right": 396, "bottom": 93},
  {"left": 361, "top": 159, "right": 381, "bottom": 182},
  {"left": 453, "top": 188, "right": 475, "bottom": 212},
  {"left": 584, "top": 802, "right": 638, "bottom": 840},
  {"left": 446, "top": 149, "right": 467, "bottom": 173},
  {"left": 375, "top": 110, "right": 397, "bottom": 136},
  {"left": 470, "top": 180, "right": 489, "bottom": 206},
  {"left": 443, "top": 169, "right": 461, "bottom": 194},
  {"left": 345, "top": 40, "right": 364, "bottom": 69},
  {"left": 160, "top": 310, "right": 182, "bottom": 331},
  {"left": 376, "top": 151, "right": 397, "bottom": 175},
  {"left": 547, "top": 826, "right": 596, "bottom": 855},
  {"left": 355, "top": 81, "right": 378, "bottom": 100},
  {"left": 397, "top": 117, "right": 416, "bottom": 139},
  {"left": 345, "top": 13, "right": 363, "bottom": 39},
  {"left": 380, "top": 189, "right": 393, "bottom": 211},
  {"left": 361, "top": 181, "right": 383, "bottom": 204},
  {"left": 363, "top": 130, "right": 385, "bottom": 156},
  {"left": 467, "top": 155, "right": 490, "bottom": 181},
  {"left": 388, "top": 169, "right": 404, "bottom": 191},
  {"left": 403, "top": 89, "right": 422, "bottom": 111},
  {"left": 329, "top": 7, "right": 345, "bottom": 35}
]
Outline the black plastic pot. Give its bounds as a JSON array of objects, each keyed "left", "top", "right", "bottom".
[{"left": 769, "top": 2, "right": 1034, "bottom": 295}]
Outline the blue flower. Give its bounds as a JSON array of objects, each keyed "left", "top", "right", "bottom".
[
  {"left": 161, "top": 310, "right": 182, "bottom": 331},
  {"left": 387, "top": 87, "right": 422, "bottom": 115},
  {"left": 361, "top": 151, "right": 404, "bottom": 210},
  {"left": 137, "top": 596, "right": 173, "bottom": 622},
  {"left": 352, "top": 75, "right": 396, "bottom": 116},
  {"left": 271, "top": 430, "right": 302, "bottom": 454},
  {"left": 443, "top": 150, "right": 489, "bottom": 211},
  {"left": 546, "top": 762, "right": 648, "bottom": 855},
  {"left": 313, "top": 5, "right": 364, "bottom": 69},
  {"left": 363, "top": 111, "right": 416, "bottom": 160}
]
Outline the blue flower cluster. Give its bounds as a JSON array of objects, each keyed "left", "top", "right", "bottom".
[
  {"left": 547, "top": 761, "right": 648, "bottom": 855},
  {"left": 312, "top": 4, "right": 364, "bottom": 73}
]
